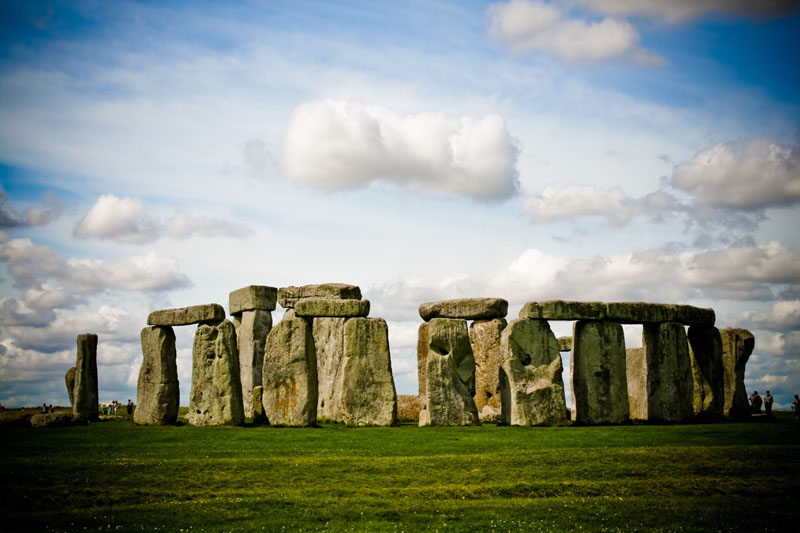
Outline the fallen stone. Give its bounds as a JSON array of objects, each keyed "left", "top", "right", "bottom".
[
  {"left": 417, "top": 322, "right": 430, "bottom": 397},
  {"left": 519, "top": 301, "right": 606, "bottom": 321},
  {"left": 30, "top": 412, "right": 76, "bottom": 428},
  {"left": 278, "top": 283, "right": 361, "bottom": 309},
  {"left": 720, "top": 328, "right": 755, "bottom": 420},
  {"left": 628, "top": 322, "right": 694, "bottom": 422},
  {"left": 233, "top": 310, "right": 272, "bottom": 419},
  {"left": 419, "top": 298, "right": 508, "bottom": 321},
  {"left": 262, "top": 315, "right": 318, "bottom": 426},
  {"left": 339, "top": 317, "right": 397, "bottom": 426},
  {"left": 294, "top": 298, "right": 370, "bottom": 318},
  {"left": 313, "top": 317, "right": 346, "bottom": 421},
  {"left": 499, "top": 319, "right": 567, "bottom": 426},
  {"left": 571, "top": 320, "right": 629, "bottom": 425},
  {"left": 147, "top": 304, "right": 225, "bottom": 326},
  {"left": 419, "top": 318, "right": 479, "bottom": 426},
  {"left": 229, "top": 285, "right": 278, "bottom": 314},
  {"left": 688, "top": 325, "right": 724, "bottom": 420},
  {"left": 470, "top": 319, "right": 506, "bottom": 422},
  {"left": 134, "top": 326, "right": 179, "bottom": 425},
  {"left": 188, "top": 320, "right": 244, "bottom": 426},
  {"left": 65, "top": 366, "right": 76, "bottom": 407},
  {"left": 397, "top": 395, "right": 424, "bottom": 422},
  {"left": 605, "top": 302, "right": 715, "bottom": 326},
  {"left": 252, "top": 385, "right": 268, "bottom": 424},
  {"left": 73, "top": 334, "right": 99, "bottom": 420}
]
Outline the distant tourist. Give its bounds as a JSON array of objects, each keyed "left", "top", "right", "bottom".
[
  {"left": 41, "top": 403, "right": 48, "bottom": 413},
  {"left": 749, "top": 391, "right": 763, "bottom": 414},
  {"left": 764, "top": 391, "right": 774, "bottom": 417},
  {"left": 793, "top": 395, "right": 800, "bottom": 420},
  {"left": 48, "top": 404, "right": 54, "bottom": 413},
  {"left": 127, "top": 399, "right": 133, "bottom": 415}
]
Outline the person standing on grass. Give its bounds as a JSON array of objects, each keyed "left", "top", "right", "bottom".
[
  {"left": 764, "top": 391, "right": 774, "bottom": 417},
  {"left": 127, "top": 399, "right": 133, "bottom": 415},
  {"left": 750, "top": 391, "right": 763, "bottom": 414}
]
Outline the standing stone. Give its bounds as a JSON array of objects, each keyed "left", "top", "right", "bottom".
[
  {"left": 339, "top": 317, "right": 397, "bottom": 426},
  {"left": 626, "top": 347, "right": 647, "bottom": 420},
  {"left": 469, "top": 319, "right": 506, "bottom": 422},
  {"left": 687, "top": 325, "right": 724, "bottom": 420},
  {"left": 419, "top": 318, "right": 479, "bottom": 426},
  {"left": 397, "top": 395, "right": 424, "bottom": 422},
  {"left": 417, "top": 322, "right": 430, "bottom": 397},
  {"left": 134, "top": 326, "right": 179, "bottom": 425},
  {"left": 499, "top": 319, "right": 567, "bottom": 426},
  {"left": 629, "top": 322, "right": 694, "bottom": 422},
  {"left": 252, "top": 385, "right": 268, "bottom": 424},
  {"left": 720, "top": 328, "right": 755, "bottom": 419},
  {"left": 188, "top": 320, "right": 244, "bottom": 426},
  {"left": 72, "top": 334, "right": 99, "bottom": 420},
  {"left": 65, "top": 367, "right": 76, "bottom": 408},
  {"left": 571, "top": 320, "right": 629, "bottom": 425},
  {"left": 233, "top": 310, "right": 272, "bottom": 419},
  {"left": 262, "top": 315, "right": 318, "bottom": 426},
  {"left": 313, "top": 317, "right": 346, "bottom": 421}
]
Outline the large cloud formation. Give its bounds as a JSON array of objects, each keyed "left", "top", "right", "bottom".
[{"left": 281, "top": 99, "right": 520, "bottom": 202}]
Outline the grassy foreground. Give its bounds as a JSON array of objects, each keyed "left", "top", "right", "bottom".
[{"left": 2, "top": 412, "right": 799, "bottom": 532}]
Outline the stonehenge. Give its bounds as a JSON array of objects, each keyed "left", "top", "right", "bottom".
[
  {"left": 134, "top": 326, "right": 179, "bottom": 425},
  {"left": 687, "top": 325, "right": 724, "bottom": 420},
  {"left": 189, "top": 319, "right": 244, "bottom": 426},
  {"left": 720, "top": 328, "right": 755, "bottom": 419},
  {"left": 73, "top": 334, "right": 99, "bottom": 420}
]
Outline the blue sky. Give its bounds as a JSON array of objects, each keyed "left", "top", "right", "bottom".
[{"left": 1, "top": 0, "right": 799, "bottom": 409}]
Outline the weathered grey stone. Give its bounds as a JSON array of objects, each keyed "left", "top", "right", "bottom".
[
  {"left": 188, "top": 320, "right": 244, "bottom": 426},
  {"left": 419, "top": 318, "right": 479, "bottom": 426},
  {"left": 571, "top": 320, "right": 629, "bottom": 425},
  {"left": 147, "top": 304, "right": 225, "bottom": 326},
  {"left": 252, "top": 385, "right": 268, "bottom": 424},
  {"left": 134, "top": 326, "right": 179, "bottom": 425},
  {"left": 419, "top": 298, "right": 508, "bottom": 321},
  {"left": 627, "top": 322, "right": 694, "bottom": 422},
  {"left": 417, "top": 322, "right": 429, "bottom": 397},
  {"left": 688, "top": 325, "right": 724, "bottom": 420},
  {"left": 605, "top": 302, "right": 715, "bottom": 326},
  {"left": 557, "top": 337, "right": 572, "bottom": 352},
  {"left": 470, "top": 319, "right": 506, "bottom": 422},
  {"left": 233, "top": 310, "right": 272, "bottom": 419},
  {"left": 397, "top": 395, "right": 424, "bottom": 422},
  {"left": 499, "top": 319, "right": 567, "bottom": 426},
  {"left": 229, "top": 285, "right": 278, "bottom": 314},
  {"left": 339, "top": 318, "right": 397, "bottom": 426},
  {"left": 73, "top": 334, "right": 98, "bottom": 420},
  {"left": 294, "top": 298, "right": 370, "bottom": 318},
  {"left": 720, "top": 328, "right": 755, "bottom": 420},
  {"left": 519, "top": 301, "right": 606, "bottom": 321},
  {"left": 278, "top": 283, "right": 362, "bottom": 309},
  {"left": 262, "top": 315, "right": 318, "bottom": 426},
  {"left": 30, "top": 412, "right": 76, "bottom": 428},
  {"left": 65, "top": 366, "right": 76, "bottom": 407},
  {"left": 313, "top": 317, "right": 346, "bottom": 421}
]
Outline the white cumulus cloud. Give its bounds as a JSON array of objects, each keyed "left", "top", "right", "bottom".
[{"left": 281, "top": 99, "right": 520, "bottom": 202}]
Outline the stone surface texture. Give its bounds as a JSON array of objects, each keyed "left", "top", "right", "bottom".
[
  {"left": 397, "top": 395, "right": 424, "bottom": 422},
  {"left": 417, "top": 322, "right": 430, "bottom": 397},
  {"left": 720, "top": 328, "right": 755, "bottom": 419},
  {"left": 65, "top": 366, "right": 76, "bottom": 407},
  {"left": 499, "top": 319, "right": 567, "bottom": 426},
  {"left": 313, "top": 317, "right": 346, "bottom": 421},
  {"left": 419, "top": 318, "right": 479, "bottom": 426},
  {"left": 419, "top": 298, "right": 508, "bottom": 321},
  {"left": 262, "top": 315, "right": 318, "bottom": 426},
  {"left": 229, "top": 285, "right": 277, "bottom": 314},
  {"left": 252, "top": 385, "right": 267, "bottom": 423},
  {"left": 135, "top": 326, "right": 179, "bottom": 425},
  {"left": 147, "top": 304, "right": 225, "bottom": 326},
  {"left": 233, "top": 310, "right": 272, "bottom": 419},
  {"left": 687, "top": 325, "right": 724, "bottom": 420},
  {"left": 571, "top": 320, "right": 629, "bottom": 425},
  {"left": 519, "top": 301, "right": 715, "bottom": 326},
  {"left": 520, "top": 301, "right": 606, "bottom": 321},
  {"left": 73, "top": 334, "right": 99, "bottom": 420},
  {"left": 629, "top": 322, "right": 694, "bottom": 422},
  {"left": 469, "top": 318, "right": 506, "bottom": 422},
  {"left": 626, "top": 348, "right": 647, "bottom": 419},
  {"left": 188, "top": 320, "right": 244, "bottom": 426},
  {"left": 30, "top": 412, "right": 77, "bottom": 428},
  {"left": 278, "top": 283, "right": 361, "bottom": 309},
  {"left": 339, "top": 317, "right": 397, "bottom": 426},
  {"left": 294, "top": 298, "right": 370, "bottom": 318}
]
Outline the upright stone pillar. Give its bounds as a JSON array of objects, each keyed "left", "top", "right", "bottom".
[
  {"left": 229, "top": 285, "right": 277, "bottom": 420},
  {"left": 419, "top": 318, "right": 479, "bottom": 426},
  {"left": 262, "top": 315, "right": 318, "bottom": 426},
  {"left": 417, "top": 321, "right": 430, "bottom": 398},
  {"left": 571, "top": 320, "right": 628, "bottom": 425},
  {"left": 499, "top": 319, "right": 567, "bottom": 426},
  {"left": 188, "top": 320, "right": 244, "bottom": 426},
  {"left": 469, "top": 318, "right": 506, "bottom": 422},
  {"left": 720, "top": 328, "right": 754, "bottom": 419},
  {"left": 338, "top": 317, "right": 397, "bottom": 426},
  {"left": 134, "top": 326, "right": 179, "bottom": 425},
  {"left": 313, "top": 317, "right": 346, "bottom": 421},
  {"left": 687, "top": 325, "right": 724, "bottom": 420},
  {"left": 629, "top": 322, "right": 693, "bottom": 422},
  {"left": 65, "top": 366, "right": 76, "bottom": 408},
  {"left": 72, "top": 334, "right": 99, "bottom": 420}
]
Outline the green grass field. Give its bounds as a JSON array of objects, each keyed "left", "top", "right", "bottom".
[{"left": 2, "top": 411, "right": 799, "bottom": 532}]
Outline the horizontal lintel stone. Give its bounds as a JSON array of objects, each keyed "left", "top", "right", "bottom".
[
  {"left": 419, "top": 298, "right": 508, "bottom": 321},
  {"left": 518, "top": 300, "right": 714, "bottom": 326},
  {"left": 229, "top": 285, "right": 277, "bottom": 314},
  {"left": 294, "top": 298, "right": 370, "bottom": 318},
  {"left": 278, "top": 283, "right": 362, "bottom": 309},
  {"left": 147, "top": 304, "right": 225, "bottom": 326},
  {"left": 519, "top": 301, "right": 606, "bottom": 321}
]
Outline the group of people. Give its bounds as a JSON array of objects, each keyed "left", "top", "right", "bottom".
[
  {"left": 749, "top": 390, "right": 800, "bottom": 420},
  {"left": 102, "top": 399, "right": 134, "bottom": 415},
  {"left": 40, "top": 403, "right": 55, "bottom": 413}
]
